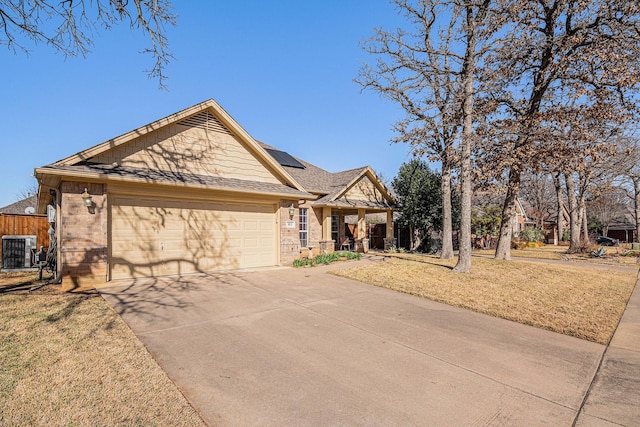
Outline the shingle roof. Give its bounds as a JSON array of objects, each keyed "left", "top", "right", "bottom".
[
  {"left": 256, "top": 142, "right": 395, "bottom": 209},
  {"left": 257, "top": 142, "right": 369, "bottom": 195},
  {"left": 0, "top": 195, "right": 38, "bottom": 215},
  {"left": 40, "top": 163, "right": 312, "bottom": 198}
]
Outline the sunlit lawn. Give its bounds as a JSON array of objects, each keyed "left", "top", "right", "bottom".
[
  {"left": 332, "top": 253, "right": 638, "bottom": 344},
  {"left": 473, "top": 244, "right": 639, "bottom": 265},
  {"left": 0, "top": 278, "right": 204, "bottom": 426}
]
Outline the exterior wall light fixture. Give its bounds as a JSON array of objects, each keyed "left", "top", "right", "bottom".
[
  {"left": 288, "top": 203, "right": 295, "bottom": 220},
  {"left": 81, "top": 188, "right": 93, "bottom": 207}
]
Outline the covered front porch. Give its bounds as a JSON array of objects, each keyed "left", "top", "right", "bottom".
[{"left": 315, "top": 201, "right": 396, "bottom": 254}]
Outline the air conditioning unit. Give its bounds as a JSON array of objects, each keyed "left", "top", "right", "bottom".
[{"left": 2, "top": 235, "right": 37, "bottom": 269}]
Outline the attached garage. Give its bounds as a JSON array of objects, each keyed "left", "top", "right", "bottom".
[{"left": 110, "top": 194, "right": 278, "bottom": 280}]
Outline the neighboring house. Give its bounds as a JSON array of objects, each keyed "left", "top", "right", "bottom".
[
  {"left": 521, "top": 199, "right": 570, "bottom": 244},
  {"left": 606, "top": 207, "right": 637, "bottom": 243},
  {"left": 0, "top": 195, "right": 50, "bottom": 269},
  {"left": 34, "top": 99, "right": 396, "bottom": 290}
]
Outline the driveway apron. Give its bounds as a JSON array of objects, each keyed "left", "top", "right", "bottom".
[{"left": 100, "top": 260, "right": 605, "bottom": 426}]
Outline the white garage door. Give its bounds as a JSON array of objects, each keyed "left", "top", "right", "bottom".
[{"left": 110, "top": 195, "right": 277, "bottom": 280}]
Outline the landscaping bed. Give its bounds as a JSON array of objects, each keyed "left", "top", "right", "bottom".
[{"left": 294, "top": 251, "right": 362, "bottom": 267}]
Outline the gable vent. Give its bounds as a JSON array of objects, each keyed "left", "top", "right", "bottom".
[{"left": 177, "top": 111, "right": 234, "bottom": 135}]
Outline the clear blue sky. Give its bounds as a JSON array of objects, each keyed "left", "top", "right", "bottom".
[{"left": 0, "top": 1, "right": 413, "bottom": 208}]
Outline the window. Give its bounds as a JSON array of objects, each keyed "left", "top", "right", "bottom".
[{"left": 299, "top": 208, "right": 308, "bottom": 247}]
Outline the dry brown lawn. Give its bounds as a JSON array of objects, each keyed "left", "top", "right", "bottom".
[
  {"left": 0, "top": 282, "right": 205, "bottom": 426},
  {"left": 332, "top": 254, "right": 638, "bottom": 345},
  {"left": 473, "top": 245, "right": 639, "bottom": 265}
]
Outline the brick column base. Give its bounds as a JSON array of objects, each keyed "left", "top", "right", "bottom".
[
  {"left": 356, "top": 238, "right": 370, "bottom": 253},
  {"left": 319, "top": 240, "right": 335, "bottom": 254}
]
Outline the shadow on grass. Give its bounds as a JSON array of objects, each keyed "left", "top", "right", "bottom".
[
  {"left": 43, "top": 291, "right": 100, "bottom": 323},
  {"left": 384, "top": 254, "right": 456, "bottom": 271}
]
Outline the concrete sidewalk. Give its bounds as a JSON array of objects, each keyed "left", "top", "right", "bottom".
[
  {"left": 575, "top": 270, "right": 640, "bottom": 426},
  {"left": 99, "top": 259, "right": 637, "bottom": 426}
]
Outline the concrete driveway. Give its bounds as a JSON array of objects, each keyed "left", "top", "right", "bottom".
[{"left": 100, "top": 259, "right": 605, "bottom": 426}]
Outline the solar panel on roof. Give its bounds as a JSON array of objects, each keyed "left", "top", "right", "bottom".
[{"left": 265, "top": 148, "right": 306, "bottom": 169}]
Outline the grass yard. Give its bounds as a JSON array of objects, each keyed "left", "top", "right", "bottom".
[
  {"left": 332, "top": 254, "right": 638, "bottom": 345},
  {"left": 473, "top": 245, "right": 565, "bottom": 260},
  {"left": 0, "top": 278, "right": 205, "bottom": 426},
  {"left": 473, "top": 244, "right": 639, "bottom": 264}
]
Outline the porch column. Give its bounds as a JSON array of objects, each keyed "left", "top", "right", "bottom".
[
  {"left": 319, "top": 207, "right": 334, "bottom": 254},
  {"left": 356, "top": 208, "right": 369, "bottom": 253},
  {"left": 384, "top": 209, "right": 397, "bottom": 251},
  {"left": 322, "top": 207, "right": 332, "bottom": 240}
]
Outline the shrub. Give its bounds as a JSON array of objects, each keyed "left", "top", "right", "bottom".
[
  {"left": 521, "top": 227, "right": 544, "bottom": 243},
  {"left": 315, "top": 252, "right": 341, "bottom": 265},
  {"left": 293, "top": 258, "right": 314, "bottom": 267},
  {"left": 341, "top": 251, "right": 362, "bottom": 260},
  {"left": 511, "top": 240, "right": 527, "bottom": 250},
  {"left": 294, "top": 251, "right": 362, "bottom": 267}
]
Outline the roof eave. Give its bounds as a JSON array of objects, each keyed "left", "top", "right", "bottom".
[{"left": 34, "top": 167, "right": 315, "bottom": 200}]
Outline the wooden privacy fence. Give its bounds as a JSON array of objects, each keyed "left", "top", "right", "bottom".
[{"left": 0, "top": 214, "right": 50, "bottom": 263}]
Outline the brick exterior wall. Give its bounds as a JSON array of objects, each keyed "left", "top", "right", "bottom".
[
  {"left": 279, "top": 199, "right": 300, "bottom": 265},
  {"left": 59, "top": 181, "right": 107, "bottom": 290},
  {"left": 278, "top": 202, "right": 331, "bottom": 263},
  {"left": 308, "top": 207, "right": 322, "bottom": 248}
]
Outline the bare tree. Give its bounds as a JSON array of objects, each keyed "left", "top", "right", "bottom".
[
  {"left": 0, "top": 0, "right": 176, "bottom": 87},
  {"left": 587, "top": 184, "right": 630, "bottom": 236},
  {"left": 519, "top": 170, "right": 554, "bottom": 230},
  {"left": 552, "top": 172, "right": 565, "bottom": 242},
  {"left": 551, "top": 104, "right": 621, "bottom": 251},
  {"left": 615, "top": 133, "right": 640, "bottom": 242},
  {"left": 482, "top": 0, "right": 640, "bottom": 259},
  {"left": 357, "top": 0, "right": 462, "bottom": 260},
  {"left": 16, "top": 182, "right": 39, "bottom": 201},
  {"left": 358, "top": 0, "right": 493, "bottom": 271},
  {"left": 453, "top": 0, "right": 491, "bottom": 273}
]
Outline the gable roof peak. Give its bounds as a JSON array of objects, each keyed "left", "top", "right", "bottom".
[{"left": 43, "top": 98, "right": 306, "bottom": 192}]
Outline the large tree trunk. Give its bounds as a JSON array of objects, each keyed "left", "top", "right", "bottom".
[
  {"left": 634, "top": 178, "right": 640, "bottom": 242},
  {"left": 494, "top": 167, "right": 521, "bottom": 260},
  {"left": 565, "top": 173, "right": 581, "bottom": 252},
  {"left": 553, "top": 172, "right": 564, "bottom": 243},
  {"left": 453, "top": 5, "right": 478, "bottom": 273},
  {"left": 409, "top": 224, "right": 415, "bottom": 251},
  {"left": 580, "top": 203, "right": 589, "bottom": 244},
  {"left": 441, "top": 162, "right": 454, "bottom": 259}
]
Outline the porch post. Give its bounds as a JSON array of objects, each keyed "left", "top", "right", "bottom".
[
  {"left": 319, "top": 207, "right": 334, "bottom": 254},
  {"left": 384, "top": 209, "right": 397, "bottom": 251},
  {"left": 356, "top": 208, "right": 369, "bottom": 253},
  {"left": 322, "top": 207, "right": 332, "bottom": 241}
]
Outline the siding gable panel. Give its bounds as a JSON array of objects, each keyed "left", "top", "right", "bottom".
[
  {"left": 339, "top": 175, "right": 385, "bottom": 204},
  {"left": 89, "top": 118, "right": 282, "bottom": 185}
]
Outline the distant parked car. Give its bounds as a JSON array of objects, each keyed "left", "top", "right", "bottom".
[{"left": 596, "top": 236, "right": 620, "bottom": 246}]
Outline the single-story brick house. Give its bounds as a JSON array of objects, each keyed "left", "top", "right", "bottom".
[{"left": 35, "top": 99, "right": 396, "bottom": 290}]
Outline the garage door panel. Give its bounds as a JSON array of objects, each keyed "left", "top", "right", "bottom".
[{"left": 110, "top": 195, "right": 277, "bottom": 280}]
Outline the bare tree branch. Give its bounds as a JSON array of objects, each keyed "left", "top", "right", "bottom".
[{"left": 0, "top": 0, "right": 176, "bottom": 88}]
